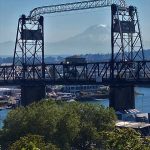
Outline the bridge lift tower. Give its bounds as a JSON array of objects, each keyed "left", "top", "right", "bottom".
[{"left": 12, "top": 0, "right": 144, "bottom": 110}]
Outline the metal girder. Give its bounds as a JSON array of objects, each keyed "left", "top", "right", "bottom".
[
  {"left": 29, "top": 0, "right": 118, "bottom": 19},
  {"left": 13, "top": 15, "right": 45, "bottom": 79},
  {"left": 1, "top": 61, "right": 150, "bottom": 86},
  {"left": 111, "top": 4, "right": 144, "bottom": 62},
  {"left": 11, "top": 0, "right": 147, "bottom": 86}
]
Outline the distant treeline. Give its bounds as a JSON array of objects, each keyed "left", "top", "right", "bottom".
[
  {"left": 38, "top": 54, "right": 111, "bottom": 63},
  {"left": 0, "top": 57, "right": 13, "bottom": 64},
  {"left": 0, "top": 54, "right": 111, "bottom": 64},
  {"left": 0, "top": 49, "right": 150, "bottom": 64}
]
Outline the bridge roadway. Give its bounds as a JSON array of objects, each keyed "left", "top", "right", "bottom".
[{"left": 0, "top": 60, "right": 150, "bottom": 86}]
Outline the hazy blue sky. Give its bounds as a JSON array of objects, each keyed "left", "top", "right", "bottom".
[{"left": 0, "top": 0, "right": 150, "bottom": 54}]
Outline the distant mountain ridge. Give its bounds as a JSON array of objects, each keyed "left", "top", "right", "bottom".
[
  {"left": 0, "top": 24, "right": 111, "bottom": 55},
  {"left": 45, "top": 24, "right": 111, "bottom": 55},
  {"left": 0, "top": 24, "right": 150, "bottom": 56}
]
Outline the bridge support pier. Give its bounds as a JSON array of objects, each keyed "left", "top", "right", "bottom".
[
  {"left": 109, "top": 84, "right": 135, "bottom": 111},
  {"left": 21, "top": 84, "right": 46, "bottom": 106}
]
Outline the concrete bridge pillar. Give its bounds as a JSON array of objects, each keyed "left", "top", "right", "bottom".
[
  {"left": 21, "top": 84, "right": 46, "bottom": 106},
  {"left": 109, "top": 84, "right": 135, "bottom": 111}
]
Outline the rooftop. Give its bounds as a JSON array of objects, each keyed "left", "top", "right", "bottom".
[{"left": 116, "top": 121, "right": 150, "bottom": 129}]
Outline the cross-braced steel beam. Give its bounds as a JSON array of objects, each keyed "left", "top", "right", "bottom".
[
  {"left": 29, "top": 0, "right": 116, "bottom": 19},
  {"left": 111, "top": 4, "right": 144, "bottom": 62},
  {"left": 13, "top": 15, "right": 45, "bottom": 79}
]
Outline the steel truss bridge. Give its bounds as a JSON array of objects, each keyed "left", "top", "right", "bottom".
[
  {"left": 1, "top": 61, "right": 150, "bottom": 86},
  {"left": 0, "top": 0, "right": 148, "bottom": 87}
]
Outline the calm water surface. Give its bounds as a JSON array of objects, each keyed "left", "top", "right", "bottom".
[
  {"left": 83, "top": 87, "right": 150, "bottom": 113},
  {"left": 0, "top": 87, "right": 150, "bottom": 128},
  {"left": 0, "top": 109, "right": 10, "bottom": 128}
]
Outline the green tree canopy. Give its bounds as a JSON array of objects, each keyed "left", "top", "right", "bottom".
[
  {"left": 9, "top": 134, "right": 59, "bottom": 150},
  {"left": 99, "top": 128, "right": 150, "bottom": 150},
  {"left": 0, "top": 100, "right": 149, "bottom": 150},
  {"left": 9, "top": 134, "right": 46, "bottom": 150},
  {"left": 0, "top": 100, "right": 116, "bottom": 149}
]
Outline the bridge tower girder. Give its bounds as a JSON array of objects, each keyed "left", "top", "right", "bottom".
[
  {"left": 111, "top": 4, "right": 144, "bottom": 62},
  {"left": 13, "top": 15, "right": 45, "bottom": 80},
  {"left": 11, "top": 1, "right": 146, "bottom": 109},
  {"left": 13, "top": 15, "right": 46, "bottom": 106},
  {"left": 110, "top": 4, "right": 145, "bottom": 111}
]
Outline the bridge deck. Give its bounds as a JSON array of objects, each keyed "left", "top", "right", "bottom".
[{"left": 0, "top": 61, "right": 150, "bottom": 86}]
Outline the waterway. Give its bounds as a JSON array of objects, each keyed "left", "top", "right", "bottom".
[
  {"left": 0, "top": 87, "right": 150, "bottom": 128},
  {"left": 85, "top": 87, "right": 150, "bottom": 113},
  {"left": 0, "top": 109, "right": 10, "bottom": 128}
]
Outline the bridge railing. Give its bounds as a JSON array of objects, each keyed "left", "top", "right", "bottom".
[{"left": 0, "top": 61, "right": 150, "bottom": 85}]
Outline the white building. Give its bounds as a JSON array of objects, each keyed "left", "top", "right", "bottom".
[
  {"left": 62, "top": 85, "right": 103, "bottom": 93},
  {"left": 0, "top": 88, "right": 21, "bottom": 97}
]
